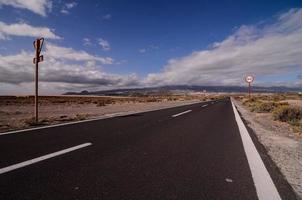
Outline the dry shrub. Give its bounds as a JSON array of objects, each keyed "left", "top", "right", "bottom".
[
  {"left": 96, "top": 99, "right": 113, "bottom": 107},
  {"left": 75, "top": 113, "right": 89, "bottom": 120},
  {"left": 251, "top": 101, "right": 288, "bottom": 113},
  {"left": 243, "top": 97, "right": 288, "bottom": 113},
  {"left": 23, "top": 117, "right": 44, "bottom": 126},
  {"left": 97, "top": 101, "right": 106, "bottom": 107},
  {"left": 0, "top": 110, "right": 9, "bottom": 115},
  {"left": 256, "top": 94, "right": 286, "bottom": 102},
  {"left": 273, "top": 106, "right": 302, "bottom": 123},
  {"left": 167, "top": 97, "right": 178, "bottom": 101},
  {"left": 233, "top": 96, "right": 242, "bottom": 100},
  {"left": 242, "top": 98, "right": 259, "bottom": 107},
  {"left": 146, "top": 98, "right": 158, "bottom": 102},
  {"left": 271, "top": 95, "right": 286, "bottom": 102}
]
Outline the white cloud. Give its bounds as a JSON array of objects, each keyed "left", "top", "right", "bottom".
[
  {"left": 102, "top": 14, "right": 111, "bottom": 20},
  {"left": 2, "top": 8, "right": 302, "bottom": 95},
  {"left": 0, "top": 0, "right": 52, "bottom": 16},
  {"left": 145, "top": 8, "right": 302, "bottom": 87},
  {"left": 65, "top": 2, "right": 77, "bottom": 9},
  {"left": 115, "top": 59, "right": 128, "bottom": 65},
  {"left": 98, "top": 38, "right": 111, "bottom": 51},
  {"left": 60, "top": 9, "right": 69, "bottom": 14},
  {"left": 45, "top": 43, "right": 113, "bottom": 64},
  {"left": 0, "top": 43, "right": 139, "bottom": 94},
  {"left": 60, "top": 1, "right": 77, "bottom": 15},
  {"left": 0, "top": 21, "right": 61, "bottom": 40},
  {"left": 139, "top": 44, "right": 159, "bottom": 53},
  {"left": 83, "top": 37, "right": 92, "bottom": 46},
  {"left": 139, "top": 48, "right": 146, "bottom": 53}
]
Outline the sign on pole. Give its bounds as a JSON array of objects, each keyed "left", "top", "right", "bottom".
[
  {"left": 245, "top": 75, "right": 254, "bottom": 99},
  {"left": 33, "top": 38, "right": 44, "bottom": 124}
]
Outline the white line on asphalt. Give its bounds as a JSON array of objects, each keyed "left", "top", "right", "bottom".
[
  {"left": 172, "top": 110, "right": 192, "bottom": 117},
  {"left": 0, "top": 101, "right": 207, "bottom": 136},
  {"left": 0, "top": 143, "right": 92, "bottom": 175},
  {"left": 231, "top": 101, "right": 281, "bottom": 200},
  {"left": 202, "top": 104, "right": 208, "bottom": 107}
]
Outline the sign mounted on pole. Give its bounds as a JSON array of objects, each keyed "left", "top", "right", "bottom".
[
  {"left": 33, "top": 37, "right": 44, "bottom": 124},
  {"left": 245, "top": 75, "right": 254, "bottom": 99},
  {"left": 33, "top": 55, "right": 44, "bottom": 64},
  {"left": 33, "top": 38, "right": 44, "bottom": 54},
  {"left": 245, "top": 75, "right": 254, "bottom": 83}
]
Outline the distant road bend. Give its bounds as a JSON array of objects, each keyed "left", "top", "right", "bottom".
[{"left": 0, "top": 98, "right": 297, "bottom": 200}]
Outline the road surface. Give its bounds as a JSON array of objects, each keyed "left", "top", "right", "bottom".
[{"left": 0, "top": 98, "right": 297, "bottom": 199}]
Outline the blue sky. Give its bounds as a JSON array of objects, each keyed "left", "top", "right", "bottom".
[{"left": 1, "top": 0, "right": 302, "bottom": 94}]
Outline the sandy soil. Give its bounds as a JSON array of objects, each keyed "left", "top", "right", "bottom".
[
  {"left": 233, "top": 99, "right": 302, "bottom": 198},
  {"left": 0, "top": 99, "right": 201, "bottom": 133},
  {"left": 283, "top": 100, "right": 302, "bottom": 107}
]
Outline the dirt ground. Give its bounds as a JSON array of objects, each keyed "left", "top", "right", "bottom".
[
  {"left": 233, "top": 98, "right": 302, "bottom": 199},
  {"left": 0, "top": 95, "right": 212, "bottom": 133},
  {"left": 283, "top": 99, "right": 302, "bottom": 107}
]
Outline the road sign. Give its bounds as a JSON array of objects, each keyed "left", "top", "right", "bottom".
[
  {"left": 245, "top": 75, "right": 254, "bottom": 99},
  {"left": 33, "top": 38, "right": 44, "bottom": 54},
  {"left": 33, "top": 38, "right": 45, "bottom": 124},
  {"left": 33, "top": 55, "right": 44, "bottom": 64},
  {"left": 245, "top": 75, "right": 254, "bottom": 83}
]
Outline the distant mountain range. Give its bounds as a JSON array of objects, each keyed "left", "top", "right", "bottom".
[{"left": 63, "top": 85, "right": 302, "bottom": 96}]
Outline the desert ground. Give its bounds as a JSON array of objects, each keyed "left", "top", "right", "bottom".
[
  {"left": 234, "top": 93, "right": 302, "bottom": 135},
  {"left": 0, "top": 94, "right": 222, "bottom": 133}
]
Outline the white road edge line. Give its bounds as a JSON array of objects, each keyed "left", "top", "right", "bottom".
[
  {"left": 231, "top": 101, "right": 281, "bottom": 200},
  {"left": 0, "top": 143, "right": 92, "bottom": 175},
  {"left": 202, "top": 104, "right": 208, "bottom": 107},
  {"left": 172, "top": 110, "right": 192, "bottom": 118}
]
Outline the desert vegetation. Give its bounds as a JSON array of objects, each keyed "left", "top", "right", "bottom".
[
  {"left": 235, "top": 93, "right": 302, "bottom": 134},
  {"left": 0, "top": 95, "right": 210, "bottom": 106}
]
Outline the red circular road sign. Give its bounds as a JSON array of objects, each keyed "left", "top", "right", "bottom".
[{"left": 245, "top": 75, "right": 254, "bottom": 83}]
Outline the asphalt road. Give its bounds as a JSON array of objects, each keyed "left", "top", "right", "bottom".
[{"left": 0, "top": 98, "right": 297, "bottom": 200}]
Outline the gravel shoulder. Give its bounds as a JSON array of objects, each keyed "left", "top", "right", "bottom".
[{"left": 233, "top": 99, "right": 302, "bottom": 199}]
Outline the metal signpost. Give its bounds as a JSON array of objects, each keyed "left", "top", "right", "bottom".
[
  {"left": 245, "top": 75, "right": 254, "bottom": 99},
  {"left": 33, "top": 38, "right": 44, "bottom": 124}
]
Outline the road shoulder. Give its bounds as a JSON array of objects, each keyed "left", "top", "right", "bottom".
[{"left": 233, "top": 99, "right": 300, "bottom": 200}]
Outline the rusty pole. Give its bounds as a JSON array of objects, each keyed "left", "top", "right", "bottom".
[
  {"left": 248, "top": 82, "right": 251, "bottom": 99},
  {"left": 35, "top": 38, "right": 40, "bottom": 124}
]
